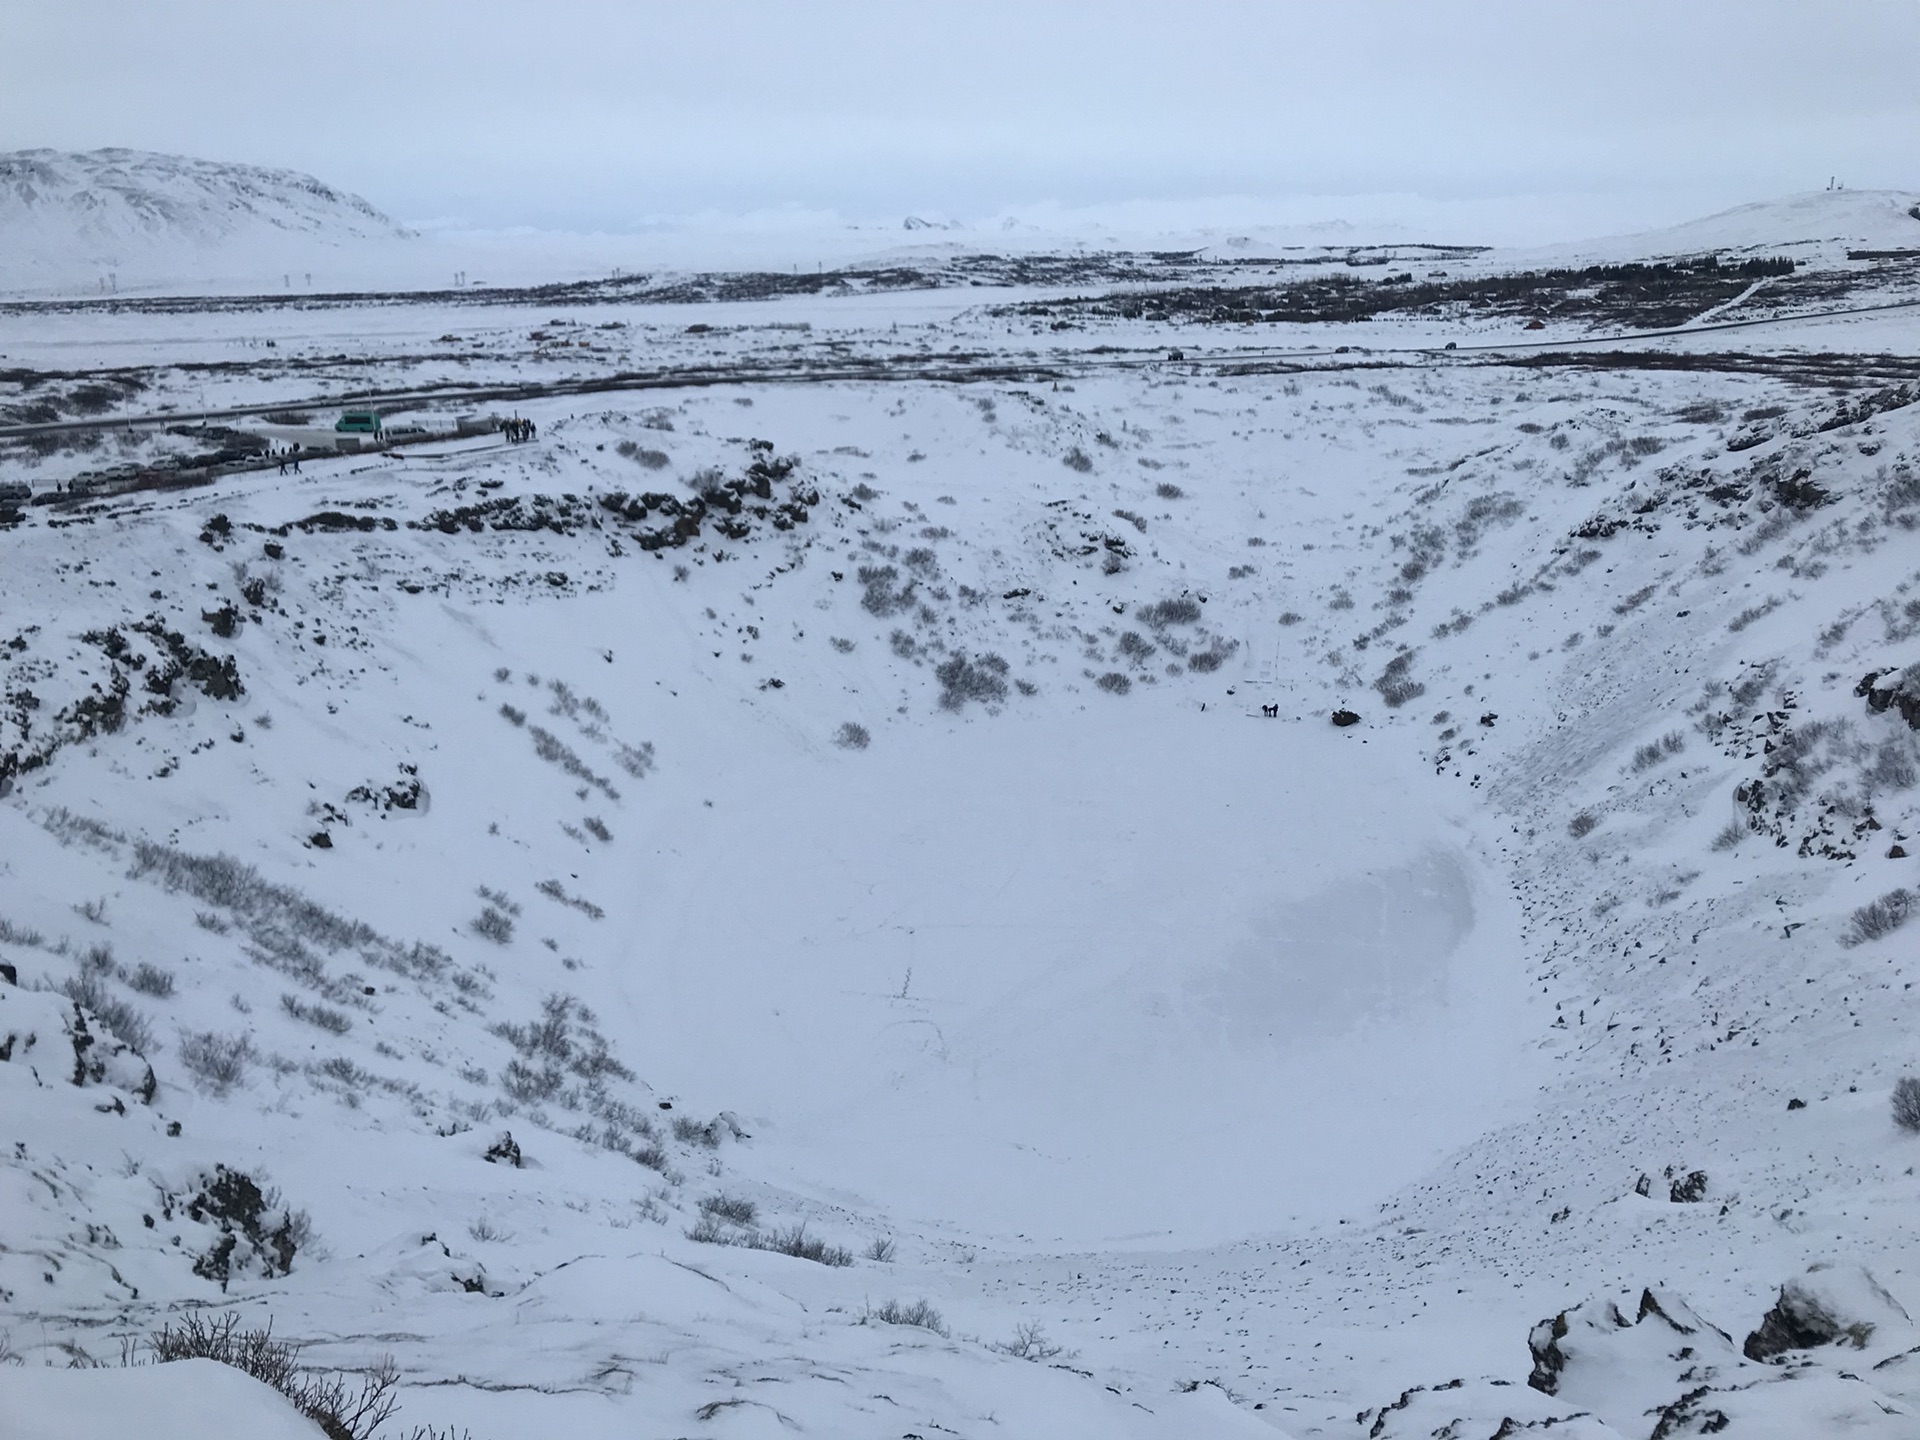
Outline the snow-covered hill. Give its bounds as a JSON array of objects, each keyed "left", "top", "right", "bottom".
[
  {"left": 0, "top": 149, "right": 416, "bottom": 297},
  {"left": 1535, "top": 187, "right": 1920, "bottom": 268}
]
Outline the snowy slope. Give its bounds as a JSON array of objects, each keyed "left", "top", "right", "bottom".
[
  {"left": 1531, "top": 187, "right": 1920, "bottom": 267},
  {"left": 3, "top": 235, "right": 1920, "bottom": 1436},
  {"left": 0, "top": 149, "right": 415, "bottom": 297}
]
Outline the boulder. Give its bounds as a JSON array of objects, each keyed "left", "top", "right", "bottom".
[
  {"left": 1858, "top": 665, "right": 1920, "bottom": 730},
  {"left": 1745, "top": 1264, "right": 1913, "bottom": 1360}
]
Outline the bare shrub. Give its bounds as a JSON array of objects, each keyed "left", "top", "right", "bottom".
[
  {"left": 834, "top": 721, "right": 871, "bottom": 750},
  {"left": 179, "top": 1030, "right": 257, "bottom": 1093},
  {"left": 1614, "top": 583, "right": 1658, "bottom": 615},
  {"left": 282, "top": 993, "right": 352, "bottom": 1034},
  {"left": 1844, "top": 889, "right": 1913, "bottom": 947},
  {"left": 74, "top": 897, "right": 108, "bottom": 924},
  {"left": 1113, "top": 508, "right": 1146, "bottom": 533},
  {"left": 613, "top": 740, "right": 655, "bottom": 779},
  {"left": 1155, "top": 481, "right": 1184, "bottom": 499},
  {"left": 673, "top": 1114, "right": 722, "bottom": 1148},
  {"left": 1711, "top": 818, "right": 1749, "bottom": 851},
  {"left": 582, "top": 816, "right": 613, "bottom": 843},
  {"left": 858, "top": 565, "right": 916, "bottom": 617},
  {"left": 868, "top": 1298, "right": 948, "bottom": 1336},
  {"left": 866, "top": 1236, "right": 896, "bottom": 1262},
  {"left": 1568, "top": 812, "right": 1599, "bottom": 839},
  {"left": 492, "top": 993, "right": 633, "bottom": 1090},
  {"left": 1138, "top": 596, "right": 1202, "bottom": 628},
  {"left": 1095, "top": 671, "right": 1131, "bottom": 695},
  {"left": 753, "top": 1222, "right": 853, "bottom": 1267},
  {"left": 470, "top": 905, "right": 515, "bottom": 945},
  {"left": 1373, "top": 649, "right": 1425, "bottom": 708},
  {"left": 1188, "top": 638, "right": 1238, "bottom": 673},
  {"left": 699, "top": 1193, "right": 757, "bottom": 1226},
  {"left": 535, "top": 878, "right": 605, "bottom": 920},
  {"left": 526, "top": 725, "right": 619, "bottom": 800},
  {"left": 615, "top": 441, "right": 671, "bottom": 469},
  {"left": 60, "top": 973, "right": 155, "bottom": 1054},
  {"left": 989, "top": 1321, "right": 1068, "bottom": 1361},
  {"left": 1893, "top": 1077, "right": 1920, "bottom": 1133},
  {"left": 936, "top": 652, "right": 1010, "bottom": 710},
  {"left": 147, "top": 1312, "right": 398, "bottom": 1440},
  {"left": 1062, "top": 447, "right": 1093, "bottom": 473},
  {"left": 1632, "top": 731, "right": 1688, "bottom": 771},
  {"left": 0, "top": 916, "right": 46, "bottom": 947},
  {"left": 126, "top": 962, "right": 176, "bottom": 997}
]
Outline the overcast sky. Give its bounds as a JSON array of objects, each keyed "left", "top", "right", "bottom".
[{"left": 5, "top": 1, "right": 1918, "bottom": 243}]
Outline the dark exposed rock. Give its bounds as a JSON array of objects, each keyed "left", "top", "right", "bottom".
[
  {"left": 1331, "top": 709, "right": 1362, "bottom": 727},
  {"left": 1858, "top": 666, "right": 1920, "bottom": 730},
  {"left": 1669, "top": 1169, "right": 1709, "bottom": 1203},
  {"left": 1744, "top": 1264, "right": 1911, "bottom": 1361}
]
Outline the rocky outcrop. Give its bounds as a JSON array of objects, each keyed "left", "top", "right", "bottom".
[
  {"left": 1744, "top": 1263, "right": 1913, "bottom": 1360},
  {"left": 1858, "top": 665, "right": 1920, "bottom": 729},
  {"left": 1509, "top": 1276, "right": 1920, "bottom": 1436}
]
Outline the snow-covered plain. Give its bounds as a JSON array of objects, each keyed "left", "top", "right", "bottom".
[{"left": 4, "top": 187, "right": 1920, "bottom": 1438}]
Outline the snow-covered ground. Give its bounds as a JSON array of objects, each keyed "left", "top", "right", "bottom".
[{"left": 4, "top": 186, "right": 1920, "bottom": 1438}]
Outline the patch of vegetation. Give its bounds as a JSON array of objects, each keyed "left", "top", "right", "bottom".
[
  {"left": 1894, "top": 1076, "right": 1920, "bottom": 1133},
  {"left": 866, "top": 1298, "right": 948, "bottom": 1336},
  {"left": 936, "top": 651, "right": 1011, "bottom": 710},
  {"left": 492, "top": 992, "right": 634, "bottom": 1104},
  {"left": 1845, "top": 889, "right": 1913, "bottom": 947},
  {"left": 147, "top": 1312, "right": 396, "bottom": 1440},
  {"left": 178, "top": 1030, "right": 257, "bottom": 1093},
  {"left": 282, "top": 993, "right": 352, "bottom": 1034}
]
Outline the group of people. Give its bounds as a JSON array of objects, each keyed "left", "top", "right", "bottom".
[
  {"left": 274, "top": 446, "right": 304, "bottom": 475},
  {"left": 502, "top": 417, "right": 538, "bottom": 444}
]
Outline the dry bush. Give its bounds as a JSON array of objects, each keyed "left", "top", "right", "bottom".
[
  {"left": 179, "top": 1030, "right": 256, "bottom": 1093},
  {"left": 936, "top": 652, "right": 1010, "bottom": 710},
  {"left": 868, "top": 1298, "right": 947, "bottom": 1335},
  {"left": 282, "top": 993, "right": 352, "bottom": 1034},
  {"left": 1845, "top": 889, "right": 1913, "bottom": 947},
  {"left": 989, "top": 1321, "right": 1068, "bottom": 1361},
  {"left": 1893, "top": 1077, "right": 1920, "bottom": 1133},
  {"left": 126, "top": 962, "right": 176, "bottom": 997},
  {"left": 699, "top": 1193, "right": 757, "bottom": 1225},
  {"left": 147, "top": 1312, "right": 398, "bottom": 1440}
]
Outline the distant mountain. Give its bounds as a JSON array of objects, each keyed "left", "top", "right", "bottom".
[{"left": 0, "top": 148, "right": 415, "bottom": 295}]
